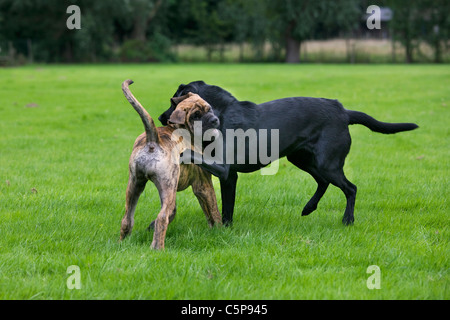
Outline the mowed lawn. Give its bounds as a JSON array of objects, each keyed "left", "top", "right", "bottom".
[{"left": 0, "top": 64, "right": 448, "bottom": 300}]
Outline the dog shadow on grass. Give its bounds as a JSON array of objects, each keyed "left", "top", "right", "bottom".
[{"left": 117, "top": 208, "right": 351, "bottom": 252}]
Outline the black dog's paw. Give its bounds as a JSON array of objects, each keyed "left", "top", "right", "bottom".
[
  {"left": 342, "top": 215, "right": 354, "bottom": 226},
  {"left": 301, "top": 204, "right": 317, "bottom": 216},
  {"left": 222, "top": 219, "right": 233, "bottom": 227}
]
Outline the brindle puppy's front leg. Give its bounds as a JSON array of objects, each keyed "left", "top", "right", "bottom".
[{"left": 192, "top": 171, "right": 222, "bottom": 228}]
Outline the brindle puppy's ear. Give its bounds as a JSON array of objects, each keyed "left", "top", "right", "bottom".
[
  {"left": 168, "top": 109, "right": 187, "bottom": 124},
  {"left": 170, "top": 93, "right": 194, "bottom": 108}
]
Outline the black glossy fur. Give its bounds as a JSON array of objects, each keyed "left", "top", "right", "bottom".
[{"left": 159, "top": 81, "right": 418, "bottom": 226}]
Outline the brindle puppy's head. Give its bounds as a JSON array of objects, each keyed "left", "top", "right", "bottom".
[{"left": 168, "top": 92, "right": 220, "bottom": 136}]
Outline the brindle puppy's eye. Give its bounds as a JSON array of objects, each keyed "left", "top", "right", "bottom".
[{"left": 192, "top": 111, "right": 202, "bottom": 120}]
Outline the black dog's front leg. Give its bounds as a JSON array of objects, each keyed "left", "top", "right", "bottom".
[
  {"left": 220, "top": 171, "right": 238, "bottom": 226},
  {"left": 180, "top": 150, "right": 230, "bottom": 181},
  {"left": 180, "top": 150, "right": 238, "bottom": 226}
]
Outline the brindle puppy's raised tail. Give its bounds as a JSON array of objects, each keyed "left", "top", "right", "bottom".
[{"left": 122, "top": 79, "right": 160, "bottom": 143}]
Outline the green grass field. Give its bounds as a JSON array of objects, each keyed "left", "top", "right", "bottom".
[{"left": 0, "top": 63, "right": 448, "bottom": 300}]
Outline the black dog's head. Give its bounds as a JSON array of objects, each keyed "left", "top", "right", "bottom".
[
  {"left": 159, "top": 81, "right": 205, "bottom": 126},
  {"left": 159, "top": 80, "right": 238, "bottom": 127}
]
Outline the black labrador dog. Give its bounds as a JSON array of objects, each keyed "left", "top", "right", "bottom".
[{"left": 159, "top": 81, "right": 418, "bottom": 226}]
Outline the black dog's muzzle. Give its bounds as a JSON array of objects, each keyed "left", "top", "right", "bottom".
[{"left": 204, "top": 113, "right": 220, "bottom": 130}]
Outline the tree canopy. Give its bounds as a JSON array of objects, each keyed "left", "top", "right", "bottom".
[{"left": 0, "top": 0, "right": 447, "bottom": 63}]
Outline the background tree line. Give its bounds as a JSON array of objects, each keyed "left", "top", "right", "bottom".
[{"left": 0, "top": 0, "right": 448, "bottom": 64}]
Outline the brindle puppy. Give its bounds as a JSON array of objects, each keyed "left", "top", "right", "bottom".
[{"left": 119, "top": 80, "right": 221, "bottom": 250}]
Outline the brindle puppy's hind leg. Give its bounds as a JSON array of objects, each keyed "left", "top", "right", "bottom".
[
  {"left": 150, "top": 164, "right": 180, "bottom": 250},
  {"left": 120, "top": 174, "right": 147, "bottom": 240},
  {"left": 147, "top": 206, "right": 176, "bottom": 231},
  {"left": 151, "top": 186, "right": 177, "bottom": 250}
]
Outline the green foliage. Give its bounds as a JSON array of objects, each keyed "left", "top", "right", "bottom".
[
  {"left": 119, "top": 35, "right": 175, "bottom": 63},
  {"left": 0, "top": 0, "right": 173, "bottom": 63},
  {"left": 265, "top": 0, "right": 361, "bottom": 62},
  {"left": 120, "top": 39, "right": 155, "bottom": 62},
  {"left": 416, "top": 0, "right": 449, "bottom": 63},
  {"left": 388, "top": 0, "right": 449, "bottom": 63},
  {"left": 0, "top": 0, "right": 447, "bottom": 63}
]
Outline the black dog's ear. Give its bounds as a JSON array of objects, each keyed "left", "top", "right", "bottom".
[
  {"left": 158, "top": 84, "right": 190, "bottom": 125},
  {"left": 158, "top": 109, "right": 171, "bottom": 126},
  {"left": 177, "top": 83, "right": 186, "bottom": 93}
]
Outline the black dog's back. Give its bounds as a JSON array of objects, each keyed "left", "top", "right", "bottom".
[{"left": 159, "top": 80, "right": 418, "bottom": 170}]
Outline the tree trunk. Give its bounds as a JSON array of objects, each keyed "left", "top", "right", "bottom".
[
  {"left": 285, "top": 23, "right": 300, "bottom": 63},
  {"left": 405, "top": 40, "right": 413, "bottom": 63},
  {"left": 433, "top": 40, "right": 442, "bottom": 63},
  {"left": 346, "top": 37, "right": 356, "bottom": 64},
  {"left": 206, "top": 45, "right": 213, "bottom": 62},
  {"left": 132, "top": 16, "right": 147, "bottom": 41},
  {"left": 239, "top": 42, "right": 244, "bottom": 62},
  {"left": 8, "top": 41, "right": 15, "bottom": 62},
  {"left": 403, "top": 9, "right": 414, "bottom": 64},
  {"left": 131, "top": 0, "right": 163, "bottom": 42},
  {"left": 285, "top": 37, "right": 300, "bottom": 63},
  {"left": 391, "top": 38, "right": 396, "bottom": 63},
  {"left": 64, "top": 41, "right": 73, "bottom": 63},
  {"left": 27, "top": 39, "right": 33, "bottom": 64}
]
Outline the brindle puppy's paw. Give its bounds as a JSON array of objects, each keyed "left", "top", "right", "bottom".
[{"left": 147, "top": 220, "right": 156, "bottom": 231}]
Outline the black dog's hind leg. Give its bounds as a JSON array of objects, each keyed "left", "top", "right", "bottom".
[
  {"left": 321, "top": 169, "right": 357, "bottom": 225},
  {"left": 288, "top": 129, "right": 357, "bottom": 225},
  {"left": 287, "top": 151, "right": 330, "bottom": 216},
  {"left": 303, "top": 177, "right": 329, "bottom": 216},
  {"left": 313, "top": 130, "right": 357, "bottom": 225},
  {"left": 220, "top": 171, "right": 238, "bottom": 226}
]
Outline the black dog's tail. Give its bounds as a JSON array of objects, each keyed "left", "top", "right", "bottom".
[
  {"left": 122, "top": 79, "right": 160, "bottom": 143},
  {"left": 346, "top": 110, "right": 418, "bottom": 134}
]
